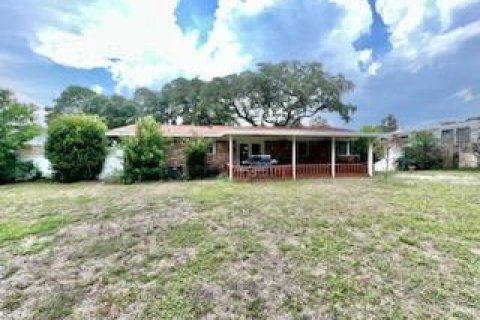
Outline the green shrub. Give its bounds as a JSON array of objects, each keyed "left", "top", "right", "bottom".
[
  {"left": 397, "top": 131, "right": 443, "bottom": 170},
  {"left": 0, "top": 89, "right": 39, "bottom": 184},
  {"left": 45, "top": 114, "right": 107, "bottom": 182},
  {"left": 13, "top": 160, "right": 41, "bottom": 182},
  {"left": 185, "top": 138, "right": 209, "bottom": 179},
  {"left": 0, "top": 156, "right": 40, "bottom": 184},
  {"left": 0, "top": 151, "right": 25, "bottom": 184},
  {"left": 123, "top": 117, "right": 166, "bottom": 183},
  {"left": 352, "top": 125, "right": 383, "bottom": 162}
]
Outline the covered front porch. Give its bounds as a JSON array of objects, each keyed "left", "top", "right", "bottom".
[{"left": 225, "top": 135, "right": 374, "bottom": 181}]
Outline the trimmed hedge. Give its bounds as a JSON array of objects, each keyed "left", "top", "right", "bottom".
[{"left": 45, "top": 114, "right": 107, "bottom": 182}]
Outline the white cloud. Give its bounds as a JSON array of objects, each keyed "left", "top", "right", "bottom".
[
  {"left": 454, "top": 88, "right": 477, "bottom": 102},
  {"left": 376, "top": 0, "right": 480, "bottom": 70},
  {"left": 355, "top": 48, "right": 383, "bottom": 76},
  {"left": 424, "top": 20, "right": 480, "bottom": 58},
  {"left": 376, "top": 0, "right": 432, "bottom": 53},
  {"left": 367, "top": 60, "right": 382, "bottom": 75},
  {"left": 437, "top": 0, "right": 478, "bottom": 30},
  {"left": 91, "top": 84, "right": 103, "bottom": 94},
  {"left": 26, "top": 0, "right": 480, "bottom": 127},
  {"left": 324, "top": 0, "right": 373, "bottom": 75},
  {"left": 31, "top": 0, "right": 377, "bottom": 91},
  {"left": 32, "top": 0, "right": 279, "bottom": 91}
]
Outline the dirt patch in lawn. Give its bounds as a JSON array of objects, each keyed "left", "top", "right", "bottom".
[{"left": 395, "top": 171, "right": 480, "bottom": 185}]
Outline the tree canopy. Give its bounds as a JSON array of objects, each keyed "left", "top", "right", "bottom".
[
  {"left": 133, "top": 87, "right": 169, "bottom": 123},
  {"left": 102, "top": 95, "right": 139, "bottom": 128},
  {"left": 49, "top": 85, "right": 140, "bottom": 128},
  {"left": 51, "top": 86, "right": 98, "bottom": 115},
  {"left": 216, "top": 62, "right": 356, "bottom": 126},
  {"left": 51, "top": 61, "right": 358, "bottom": 127},
  {"left": 162, "top": 77, "right": 236, "bottom": 125}
]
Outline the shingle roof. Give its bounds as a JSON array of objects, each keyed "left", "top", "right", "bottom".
[{"left": 107, "top": 124, "right": 382, "bottom": 138}]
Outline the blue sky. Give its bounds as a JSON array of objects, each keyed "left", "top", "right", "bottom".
[{"left": 1, "top": 0, "right": 480, "bottom": 128}]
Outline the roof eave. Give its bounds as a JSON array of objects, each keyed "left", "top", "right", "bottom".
[
  {"left": 106, "top": 128, "right": 384, "bottom": 139},
  {"left": 222, "top": 130, "right": 383, "bottom": 138}
]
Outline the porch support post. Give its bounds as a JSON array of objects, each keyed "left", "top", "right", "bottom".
[
  {"left": 368, "top": 139, "right": 374, "bottom": 177},
  {"left": 292, "top": 136, "right": 297, "bottom": 180},
  {"left": 331, "top": 137, "right": 336, "bottom": 178},
  {"left": 229, "top": 135, "right": 233, "bottom": 180}
]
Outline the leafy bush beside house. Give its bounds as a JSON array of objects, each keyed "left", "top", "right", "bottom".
[
  {"left": 352, "top": 125, "right": 384, "bottom": 162},
  {"left": 0, "top": 89, "right": 40, "bottom": 183},
  {"left": 123, "top": 117, "right": 167, "bottom": 183},
  {"left": 185, "top": 138, "right": 209, "bottom": 179},
  {"left": 45, "top": 114, "right": 108, "bottom": 182},
  {"left": 397, "top": 131, "right": 443, "bottom": 170}
]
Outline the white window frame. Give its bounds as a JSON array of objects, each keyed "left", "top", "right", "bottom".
[
  {"left": 236, "top": 138, "right": 265, "bottom": 164},
  {"left": 207, "top": 141, "right": 216, "bottom": 155}
]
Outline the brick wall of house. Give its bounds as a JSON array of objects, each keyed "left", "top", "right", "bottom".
[
  {"left": 166, "top": 140, "right": 187, "bottom": 168},
  {"left": 208, "top": 141, "right": 229, "bottom": 170},
  {"left": 166, "top": 139, "right": 229, "bottom": 172}
]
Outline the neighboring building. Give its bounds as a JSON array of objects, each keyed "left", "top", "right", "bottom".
[
  {"left": 107, "top": 124, "right": 381, "bottom": 181},
  {"left": 379, "top": 117, "right": 480, "bottom": 170}
]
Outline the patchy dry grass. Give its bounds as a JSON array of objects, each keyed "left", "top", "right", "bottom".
[{"left": 0, "top": 172, "right": 479, "bottom": 319}]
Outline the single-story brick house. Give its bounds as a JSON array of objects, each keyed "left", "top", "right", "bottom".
[{"left": 107, "top": 124, "right": 382, "bottom": 180}]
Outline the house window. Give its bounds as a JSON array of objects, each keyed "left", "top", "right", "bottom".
[
  {"left": 441, "top": 129, "right": 454, "bottom": 144},
  {"left": 297, "top": 142, "right": 309, "bottom": 157},
  {"left": 456, "top": 127, "right": 471, "bottom": 144},
  {"left": 335, "top": 141, "right": 348, "bottom": 155},
  {"left": 207, "top": 142, "right": 216, "bottom": 155}
]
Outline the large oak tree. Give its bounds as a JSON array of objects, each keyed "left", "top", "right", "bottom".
[{"left": 217, "top": 61, "right": 356, "bottom": 126}]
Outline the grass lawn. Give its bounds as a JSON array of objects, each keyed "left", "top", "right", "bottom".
[{"left": 0, "top": 172, "right": 479, "bottom": 319}]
